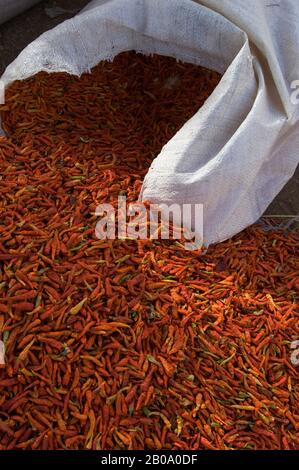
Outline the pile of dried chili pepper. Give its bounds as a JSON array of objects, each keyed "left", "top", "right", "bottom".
[{"left": 0, "top": 52, "right": 298, "bottom": 450}]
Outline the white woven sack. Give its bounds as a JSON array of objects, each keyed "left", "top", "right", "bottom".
[
  {"left": 1, "top": 0, "right": 298, "bottom": 245},
  {"left": 0, "top": 0, "right": 41, "bottom": 24}
]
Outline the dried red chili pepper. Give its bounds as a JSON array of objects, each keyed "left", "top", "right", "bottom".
[{"left": 0, "top": 52, "right": 298, "bottom": 451}]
